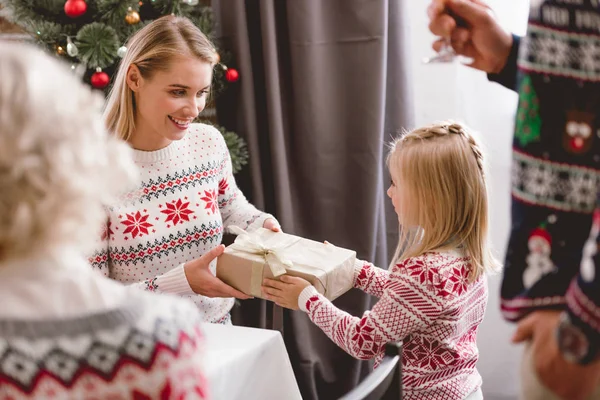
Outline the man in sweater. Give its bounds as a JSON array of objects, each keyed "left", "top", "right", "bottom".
[{"left": 428, "top": 0, "right": 600, "bottom": 398}]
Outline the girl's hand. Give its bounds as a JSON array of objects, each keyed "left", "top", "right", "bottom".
[
  {"left": 263, "top": 218, "right": 281, "bottom": 232},
  {"left": 262, "top": 275, "right": 311, "bottom": 310}
]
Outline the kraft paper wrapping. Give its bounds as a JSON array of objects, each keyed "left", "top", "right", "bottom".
[{"left": 216, "top": 227, "right": 356, "bottom": 301}]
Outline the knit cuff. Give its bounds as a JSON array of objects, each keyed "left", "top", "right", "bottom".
[
  {"left": 298, "top": 286, "right": 320, "bottom": 312},
  {"left": 353, "top": 259, "right": 367, "bottom": 287},
  {"left": 156, "top": 264, "right": 195, "bottom": 296},
  {"left": 564, "top": 279, "right": 600, "bottom": 364},
  {"left": 246, "top": 213, "right": 278, "bottom": 232},
  {"left": 487, "top": 33, "right": 521, "bottom": 91}
]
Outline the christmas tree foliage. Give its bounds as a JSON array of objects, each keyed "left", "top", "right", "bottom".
[
  {"left": 0, "top": 0, "right": 248, "bottom": 173},
  {"left": 515, "top": 75, "right": 542, "bottom": 147}
]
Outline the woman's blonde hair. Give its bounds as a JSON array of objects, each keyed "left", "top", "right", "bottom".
[
  {"left": 387, "top": 121, "right": 499, "bottom": 282},
  {"left": 104, "top": 15, "right": 218, "bottom": 141},
  {"left": 0, "top": 42, "right": 137, "bottom": 262}
]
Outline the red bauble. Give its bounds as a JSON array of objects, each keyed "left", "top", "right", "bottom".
[
  {"left": 91, "top": 71, "right": 110, "bottom": 89},
  {"left": 225, "top": 68, "right": 239, "bottom": 82},
  {"left": 64, "top": 0, "right": 87, "bottom": 18}
]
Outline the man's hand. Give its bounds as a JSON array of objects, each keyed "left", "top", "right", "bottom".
[
  {"left": 427, "top": 0, "right": 513, "bottom": 73},
  {"left": 513, "top": 311, "right": 600, "bottom": 400}
]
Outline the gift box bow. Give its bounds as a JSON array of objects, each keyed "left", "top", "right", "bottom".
[{"left": 228, "top": 225, "right": 301, "bottom": 277}]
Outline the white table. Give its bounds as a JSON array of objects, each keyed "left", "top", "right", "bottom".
[{"left": 203, "top": 324, "right": 303, "bottom": 400}]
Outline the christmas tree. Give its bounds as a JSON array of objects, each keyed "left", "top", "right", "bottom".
[
  {"left": 515, "top": 75, "right": 542, "bottom": 147},
  {"left": 0, "top": 0, "right": 248, "bottom": 173}
]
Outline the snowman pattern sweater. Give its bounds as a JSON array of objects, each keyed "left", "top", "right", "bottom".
[{"left": 490, "top": 0, "right": 600, "bottom": 361}]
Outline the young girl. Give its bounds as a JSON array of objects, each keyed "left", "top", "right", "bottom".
[
  {"left": 92, "top": 15, "right": 279, "bottom": 324},
  {"left": 263, "top": 122, "right": 496, "bottom": 400}
]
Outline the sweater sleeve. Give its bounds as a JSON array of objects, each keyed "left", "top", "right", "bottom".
[
  {"left": 564, "top": 212, "right": 600, "bottom": 364},
  {"left": 297, "top": 257, "right": 443, "bottom": 360},
  {"left": 88, "top": 218, "right": 195, "bottom": 296},
  {"left": 353, "top": 259, "right": 390, "bottom": 298},
  {"left": 487, "top": 34, "right": 521, "bottom": 92},
  {"left": 88, "top": 218, "right": 112, "bottom": 278},
  {"left": 212, "top": 128, "right": 277, "bottom": 233}
]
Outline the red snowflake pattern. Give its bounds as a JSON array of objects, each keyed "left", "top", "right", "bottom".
[
  {"left": 434, "top": 266, "right": 470, "bottom": 297},
  {"left": 218, "top": 178, "right": 229, "bottom": 196},
  {"left": 200, "top": 190, "right": 218, "bottom": 214},
  {"left": 160, "top": 198, "right": 195, "bottom": 226},
  {"left": 405, "top": 337, "right": 458, "bottom": 369},
  {"left": 351, "top": 319, "right": 380, "bottom": 357},
  {"left": 121, "top": 211, "right": 154, "bottom": 239},
  {"left": 101, "top": 221, "right": 114, "bottom": 241},
  {"left": 398, "top": 259, "right": 441, "bottom": 287},
  {"left": 355, "top": 266, "right": 369, "bottom": 287}
]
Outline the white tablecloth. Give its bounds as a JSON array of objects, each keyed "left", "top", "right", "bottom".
[{"left": 203, "top": 324, "right": 302, "bottom": 400}]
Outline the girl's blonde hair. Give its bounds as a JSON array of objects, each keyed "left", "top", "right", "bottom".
[
  {"left": 0, "top": 42, "right": 137, "bottom": 262},
  {"left": 387, "top": 121, "right": 499, "bottom": 282},
  {"left": 103, "top": 15, "right": 218, "bottom": 141}
]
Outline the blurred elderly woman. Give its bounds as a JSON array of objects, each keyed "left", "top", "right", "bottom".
[{"left": 0, "top": 42, "right": 213, "bottom": 398}]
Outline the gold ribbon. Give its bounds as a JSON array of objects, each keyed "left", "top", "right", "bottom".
[{"left": 228, "top": 226, "right": 302, "bottom": 296}]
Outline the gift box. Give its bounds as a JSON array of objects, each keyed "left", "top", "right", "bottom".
[{"left": 216, "top": 227, "right": 356, "bottom": 301}]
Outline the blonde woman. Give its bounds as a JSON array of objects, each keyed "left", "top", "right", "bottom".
[
  {"left": 96, "top": 15, "right": 280, "bottom": 324},
  {"left": 0, "top": 42, "right": 209, "bottom": 398},
  {"left": 264, "top": 122, "right": 497, "bottom": 400}
]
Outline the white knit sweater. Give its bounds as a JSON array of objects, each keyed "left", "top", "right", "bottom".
[
  {"left": 90, "top": 123, "right": 274, "bottom": 323},
  {"left": 0, "top": 247, "right": 207, "bottom": 399}
]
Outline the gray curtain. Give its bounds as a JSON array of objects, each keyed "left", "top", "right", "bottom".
[{"left": 214, "top": 0, "right": 413, "bottom": 398}]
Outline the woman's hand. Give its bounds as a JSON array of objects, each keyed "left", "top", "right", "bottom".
[
  {"left": 263, "top": 218, "right": 281, "bottom": 232},
  {"left": 184, "top": 244, "right": 252, "bottom": 300}
]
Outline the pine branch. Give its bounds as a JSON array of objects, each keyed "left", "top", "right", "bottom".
[
  {"left": 148, "top": 0, "right": 203, "bottom": 18},
  {"left": 26, "top": 19, "right": 71, "bottom": 45},
  {"left": 116, "top": 20, "right": 151, "bottom": 46},
  {"left": 2, "top": 1, "right": 76, "bottom": 48},
  {"left": 2, "top": 0, "right": 62, "bottom": 18},
  {"left": 75, "top": 22, "right": 119, "bottom": 68},
  {"left": 1, "top": 0, "right": 51, "bottom": 24},
  {"left": 219, "top": 126, "right": 249, "bottom": 174},
  {"left": 96, "top": 0, "right": 138, "bottom": 28},
  {"left": 25, "top": 0, "right": 65, "bottom": 19},
  {"left": 148, "top": 0, "right": 182, "bottom": 16},
  {"left": 189, "top": 7, "right": 214, "bottom": 39}
]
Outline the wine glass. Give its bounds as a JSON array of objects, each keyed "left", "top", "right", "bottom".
[
  {"left": 422, "top": 38, "right": 456, "bottom": 64},
  {"left": 422, "top": 6, "right": 464, "bottom": 64}
]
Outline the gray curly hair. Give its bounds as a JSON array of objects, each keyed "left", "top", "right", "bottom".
[{"left": 0, "top": 42, "right": 138, "bottom": 261}]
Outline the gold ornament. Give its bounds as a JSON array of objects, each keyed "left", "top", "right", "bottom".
[
  {"left": 56, "top": 45, "right": 66, "bottom": 55},
  {"left": 125, "top": 7, "right": 140, "bottom": 25}
]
